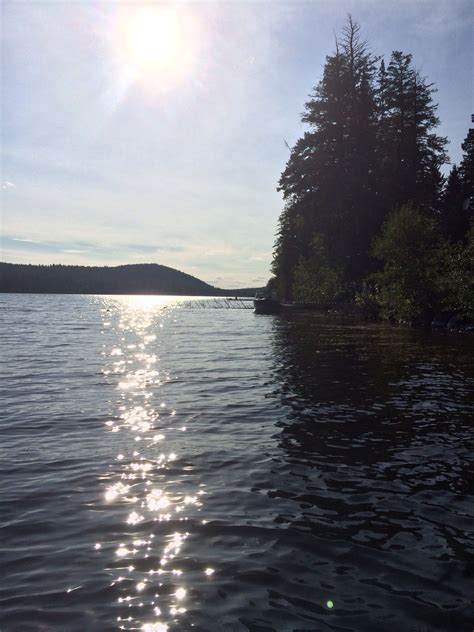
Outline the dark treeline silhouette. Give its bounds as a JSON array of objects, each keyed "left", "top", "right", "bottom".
[
  {"left": 271, "top": 17, "right": 473, "bottom": 323},
  {"left": 0, "top": 262, "right": 259, "bottom": 297}
]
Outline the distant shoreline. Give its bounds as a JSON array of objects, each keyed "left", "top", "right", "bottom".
[
  {"left": 0, "top": 262, "right": 261, "bottom": 297},
  {"left": 0, "top": 291, "right": 253, "bottom": 298}
]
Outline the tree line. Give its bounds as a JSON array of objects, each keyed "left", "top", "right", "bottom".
[
  {"left": 271, "top": 17, "right": 473, "bottom": 323},
  {"left": 0, "top": 263, "right": 256, "bottom": 296}
]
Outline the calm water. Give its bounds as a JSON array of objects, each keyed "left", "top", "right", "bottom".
[{"left": 1, "top": 294, "right": 473, "bottom": 632}]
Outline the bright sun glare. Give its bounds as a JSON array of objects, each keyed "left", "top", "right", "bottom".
[
  {"left": 126, "top": 7, "right": 180, "bottom": 71},
  {"left": 110, "top": 4, "right": 199, "bottom": 95}
]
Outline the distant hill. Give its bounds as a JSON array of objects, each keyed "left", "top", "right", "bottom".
[{"left": 0, "top": 262, "right": 261, "bottom": 296}]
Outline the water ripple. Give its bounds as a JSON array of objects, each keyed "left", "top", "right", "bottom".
[{"left": 1, "top": 296, "right": 473, "bottom": 631}]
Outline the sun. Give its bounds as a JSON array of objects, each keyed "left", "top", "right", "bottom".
[
  {"left": 109, "top": 4, "right": 199, "bottom": 95},
  {"left": 125, "top": 7, "right": 180, "bottom": 73}
]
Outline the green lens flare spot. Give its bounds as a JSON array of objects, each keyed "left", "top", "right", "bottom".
[{"left": 326, "top": 600, "right": 334, "bottom": 609}]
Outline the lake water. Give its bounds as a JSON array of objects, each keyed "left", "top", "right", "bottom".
[{"left": 1, "top": 294, "right": 473, "bottom": 632}]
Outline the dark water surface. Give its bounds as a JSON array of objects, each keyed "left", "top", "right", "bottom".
[{"left": 1, "top": 294, "right": 473, "bottom": 632}]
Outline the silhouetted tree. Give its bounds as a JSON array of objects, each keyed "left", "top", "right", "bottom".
[
  {"left": 273, "top": 19, "right": 451, "bottom": 307},
  {"left": 439, "top": 165, "right": 468, "bottom": 241},
  {"left": 376, "top": 51, "right": 447, "bottom": 213},
  {"left": 275, "top": 17, "right": 378, "bottom": 297},
  {"left": 459, "top": 115, "right": 474, "bottom": 221}
]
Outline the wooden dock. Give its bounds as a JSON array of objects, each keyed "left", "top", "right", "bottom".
[
  {"left": 182, "top": 298, "right": 342, "bottom": 312},
  {"left": 183, "top": 297, "right": 255, "bottom": 309}
]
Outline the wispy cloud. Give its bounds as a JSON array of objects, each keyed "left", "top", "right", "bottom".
[
  {"left": 2, "top": 235, "right": 189, "bottom": 259},
  {"left": 3, "top": 236, "right": 92, "bottom": 253}
]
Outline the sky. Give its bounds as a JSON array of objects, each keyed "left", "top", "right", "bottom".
[{"left": 1, "top": 0, "right": 472, "bottom": 288}]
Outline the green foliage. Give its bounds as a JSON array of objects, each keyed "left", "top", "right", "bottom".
[
  {"left": 354, "top": 285, "right": 380, "bottom": 318},
  {"left": 439, "top": 226, "right": 474, "bottom": 316},
  {"left": 465, "top": 225, "right": 474, "bottom": 315},
  {"left": 372, "top": 205, "right": 443, "bottom": 321},
  {"left": 292, "top": 234, "right": 343, "bottom": 303},
  {"left": 372, "top": 205, "right": 473, "bottom": 321}
]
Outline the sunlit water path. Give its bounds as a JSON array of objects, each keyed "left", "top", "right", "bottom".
[{"left": 1, "top": 294, "right": 473, "bottom": 631}]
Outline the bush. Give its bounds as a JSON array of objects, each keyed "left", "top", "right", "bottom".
[
  {"left": 292, "top": 233, "right": 344, "bottom": 302},
  {"left": 372, "top": 204, "right": 446, "bottom": 322},
  {"left": 354, "top": 284, "right": 380, "bottom": 318},
  {"left": 440, "top": 225, "right": 474, "bottom": 317}
]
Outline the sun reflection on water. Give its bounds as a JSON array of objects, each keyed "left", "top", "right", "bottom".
[{"left": 95, "top": 296, "right": 212, "bottom": 630}]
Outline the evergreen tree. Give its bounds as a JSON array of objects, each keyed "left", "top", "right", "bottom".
[
  {"left": 439, "top": 165, "right": 468, "bottom": 242},
  {"left": 438, "top": 117, "right": 473, "bottom": 243},
  {"left": 376, "top": 51, "right": 448, "bottom": 213},
  {"left": 271, "top": 205, "right": 302, "bottom": 299},
  {"left": 272, "top": 19, "right": 450, "bottom": 309},
  {"left": 459, "top": 115, "right": 474, "bottom": 221},
  {"left": 275, "top": 17, "right": 378, "bottom": 296}
]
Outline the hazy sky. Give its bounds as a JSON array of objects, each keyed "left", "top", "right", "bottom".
[{"left": 1, "top": 0, "right": 472, "bottom": 288}]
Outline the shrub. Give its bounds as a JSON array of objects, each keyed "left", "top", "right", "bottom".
[
  {"left": 292, "top": 233, "right": 344, "bottom": 303},
  {"left": 372, "top": 204, "right": 445, "bottom": 322}
]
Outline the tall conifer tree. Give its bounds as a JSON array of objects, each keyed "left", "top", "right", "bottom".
[
  {"left": 272, "top": 19, "right": 449, "bottom": 300},
  {"left": 439, "top": 165, "right": 467, "bottom": 242},
  {"left": 459, "top": 115, "right": 474, "bottom": 219},
  {"left": 275, "top": 17, "right": 378, "bottom": 296},
  {"left": 376, "top": 51, "right": 447, "bottom": 213}
]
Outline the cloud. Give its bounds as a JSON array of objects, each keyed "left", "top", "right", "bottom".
[
  {"left": 1, "top": 235, "right": 194, "bottom": 262},
  {"left": 2, "top": 236, "right": 93, "bottom": 253},
  {"left": 2, "top": 181, "right": 16, "bottom": 189},
  {"left": 126, "top": 243, "right": 185, "bottom": 253}
]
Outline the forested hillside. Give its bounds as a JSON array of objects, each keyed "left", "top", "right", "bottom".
[
  {"left": 0, "top": 263, "right": 244, "bottom": 296},
  {"left": 271, "top": 17, "right": 473, "bottom": 322}
]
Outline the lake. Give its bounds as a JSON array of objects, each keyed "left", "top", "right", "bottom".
[{"left": 1, "top": 294, "right": 473, "bottom": 631}]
